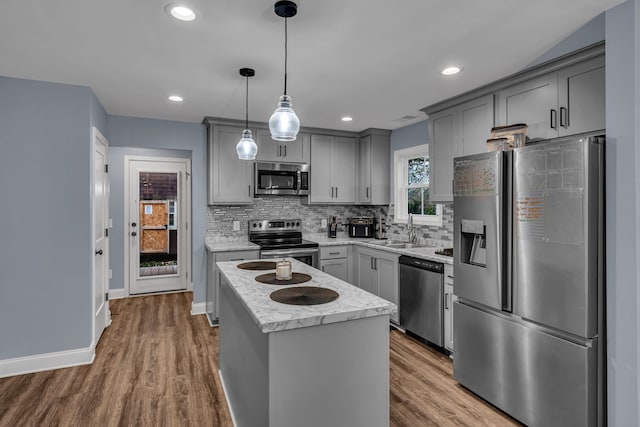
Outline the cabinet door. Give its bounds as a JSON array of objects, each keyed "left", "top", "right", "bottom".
[
  {"left": 557, "top": 56, "right": 605, "bottom": 137},
  {"left": 429, "top": 110, "right": 457, "bottom": 202},
  {"left": 208, "top": 125, "right": 253, "bottom": 204},
  {"left": 332, "top": 137, "right": 357, "bottom": 203},
  {"left": 375, "top": 253, "right": 399, "bottom": 324},
  {"left": 459, "top": 94, "right": 494, "bottom": 156},
  {"left": 310, "top": 135, "right": 334, "bottom": 203},
  {"left": 255, "top": 129, "right": 280, "bottom": 162},
  {"left": 358, "top": 135, "right": 372, "bottom": 203},
  {"left": 257, "top": 130, "right": 310, "bottom": 163},
  {"left": 496, "top": 74, "right": 558, "bottom": 141},
  {"left": 355, "top": 251, "right": 376, "bottom": 294},
  {"left": 212, "top": 250, "right": 260, "bottom": 320},
  {"left": 444, "top": 283, "right": 454, "bottom": 352},
  {"left": 320, "top": 258, "right": 349, "bottom": 282}
]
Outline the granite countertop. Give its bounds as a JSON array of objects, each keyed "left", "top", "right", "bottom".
[
  {"left": 307, "top": 234, "right": 454, "bottom": 265},
  {"left": 217, "top": 258, "right": 397, "bottom": 334}
]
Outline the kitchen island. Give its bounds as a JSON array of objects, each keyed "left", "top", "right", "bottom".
[{"left": 217, "top": 258, "right": 396, "bottom": 427}]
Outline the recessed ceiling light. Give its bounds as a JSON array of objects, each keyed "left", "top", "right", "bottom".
[
  {"left": 165, "top": 4, "right": 196, "bottom": 21},
  {"left": 442, "top": 66, "right": 461, "bottom": 76},
  {"left": 168, "top": 95, "right": 183, "bottom": 102},
  {"left": 341, "top": 116, "right": 353, "bottom": 122}
]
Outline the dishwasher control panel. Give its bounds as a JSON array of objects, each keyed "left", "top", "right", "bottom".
[{"left": 399, "top": 256, "right": 444, "bottom": 273}]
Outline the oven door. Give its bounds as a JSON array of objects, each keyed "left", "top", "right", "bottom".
[{"left": 260, "top": 247, "right": 318, "bottom": 269}]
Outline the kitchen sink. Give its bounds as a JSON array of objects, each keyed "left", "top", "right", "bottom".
[{"left": 369, "top": 240, "right": 426, "bottom": 249}]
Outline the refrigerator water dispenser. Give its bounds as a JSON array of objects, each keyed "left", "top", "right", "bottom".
[{"left": 460, "top": 219, "right": 486, "bottom": 267}]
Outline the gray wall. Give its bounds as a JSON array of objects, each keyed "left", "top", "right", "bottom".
[
  {"left": 0, "top": 76, "right": 102, "bottom": 359},
  {"left": 105, "top": 116, "right": 207, "bottom": 303},
  {"left": 605, "top": 1, "right": 639, "bottom": 425},
  {"left": 108, "top": 147, "right": 191, "bottom": 294}
]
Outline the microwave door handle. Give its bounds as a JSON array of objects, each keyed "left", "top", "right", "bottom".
[{"left": 295, "top": 169, "right": 301, "bottom": 194}]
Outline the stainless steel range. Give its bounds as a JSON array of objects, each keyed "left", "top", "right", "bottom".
[{"left": 249, "top": 219, "right": 319, "bottom": 268}]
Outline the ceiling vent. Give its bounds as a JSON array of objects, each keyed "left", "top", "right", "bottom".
[{"left": 393, "top": 114, "right": 419, "bottom": 122}]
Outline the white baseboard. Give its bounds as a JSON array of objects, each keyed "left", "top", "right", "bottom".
[
  {"left": 191, "top": 301, "right": 206, "bottom": 316},
  {"left": 0, "top": 346, "right": 94, "bottom": 379},
  {"left": 108, "top": 288, "right": 127, "bottom": 300}
]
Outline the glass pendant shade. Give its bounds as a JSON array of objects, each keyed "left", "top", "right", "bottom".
[
  {"left": 269, "top": 95, "right": 300, "bottom": 141},
  {"left": 236, "top": 129, "right": 258, "bottom": 160}
]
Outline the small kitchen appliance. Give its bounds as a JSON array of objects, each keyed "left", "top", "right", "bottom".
[{"left": 348, "top": 216, "right": 374, "bottom": 238}]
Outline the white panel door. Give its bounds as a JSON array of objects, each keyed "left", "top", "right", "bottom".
[{"left": 93, "top": 128, "right": 110, "bottom": 346}]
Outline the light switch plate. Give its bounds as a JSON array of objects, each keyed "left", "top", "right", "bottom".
[
  {"left": 233, "top": 220, "right": 240, "bottom": 231},
  {"left": 321, "top": 219, "right": 327, "bottom": 228}
]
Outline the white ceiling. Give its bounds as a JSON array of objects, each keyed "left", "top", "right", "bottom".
[{"left": 0, "top": 0, "right": 623, "bottom": 131}]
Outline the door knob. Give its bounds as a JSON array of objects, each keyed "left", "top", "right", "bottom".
[
  {"left": 131, "top": 231, "right": 137, "bottom": 236},
  {"left": 95, "top": 249, "right": 103, "bottom": 255}
]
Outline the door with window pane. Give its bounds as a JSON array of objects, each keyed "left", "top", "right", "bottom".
[{"left": 128, "top": 158, "right": 190, "bottom": 295}]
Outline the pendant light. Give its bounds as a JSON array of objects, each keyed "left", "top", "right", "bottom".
[
  {"left": 269, "top": 0, "right": 300, "bottom": 142},
  {"left": 236, "top": 68, "right": 258, "bottom": 160}
]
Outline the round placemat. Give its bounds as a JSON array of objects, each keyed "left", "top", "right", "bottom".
[
  {"left": 254, "top": 272, "right": 312, "bottom": 285},
  {"left": 237, "top": 261, "right": 277, "bottom": 271},
  {"left": 270, "top": 286, "right": 339, "bottom": 305}
]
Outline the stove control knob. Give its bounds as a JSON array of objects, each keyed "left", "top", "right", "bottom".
[
  {"left": 253, "top": 223, "right": 257, "bottom": 228},
  {"left": 296, "top": 221, "right": 300, "bottom": 227},
  {"left": 286, "top": 222, "right": 290, "bottom": 227}
]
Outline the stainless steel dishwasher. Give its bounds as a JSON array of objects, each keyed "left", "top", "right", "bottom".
[{"left": 399, "top": 256, "right": 444, "bottom": 346}]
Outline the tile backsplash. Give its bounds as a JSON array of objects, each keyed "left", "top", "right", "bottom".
[
  {"left": 207, "top": 197, "right": 454, "bottom": 247},
  {"left": 207, "top": 197, "right": 388, "bottom": 237}
]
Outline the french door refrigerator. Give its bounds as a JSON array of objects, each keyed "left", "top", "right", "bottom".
[{"left": 452, "top": 136, "right": 605, "bottom": 427}]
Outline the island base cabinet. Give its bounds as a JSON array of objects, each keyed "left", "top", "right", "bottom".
[{"left": 219, "top": 278, "right": 390, "bottom": 427}]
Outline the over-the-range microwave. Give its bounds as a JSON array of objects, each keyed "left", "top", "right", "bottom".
[{"left": 254, "top": 162, "right": 309, "bottom": 196}]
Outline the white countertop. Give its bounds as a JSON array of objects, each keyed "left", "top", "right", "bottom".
[
  {"left": 205, "top": 233, "right": 453, "bottom": 264},
  {"left": 217, "top": 258, "right": 397, "bottom": 334}
]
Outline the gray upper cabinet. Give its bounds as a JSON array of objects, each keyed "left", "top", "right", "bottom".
[
  {"left": 357, "top": 130, "right": 391, "bottom": 205},
  {"left": 429, "top": 94, "right": 494, "bottom": 202},
  {"left": 496, "top": 55, "right": 605, "bottom": 140},
  {"left": 310, "top": 135, "right": 357, "bottom": 204},
  {"left": 207, "top": 124, "right": 254, "bottom": 205},
  {"left": 255, "top": 130, "right": 310, "bottom": 163}
]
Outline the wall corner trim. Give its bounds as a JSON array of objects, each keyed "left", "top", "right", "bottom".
[
  {"left": 191, "top": 301, "right": 206, "bottom": 316},
  {"left": 0, "top": 346, "right": 94, "bottom": 379}
]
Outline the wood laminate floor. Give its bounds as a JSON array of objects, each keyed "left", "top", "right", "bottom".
[{"left": 0, "top": 293, "right": 520, "bottom": 427}]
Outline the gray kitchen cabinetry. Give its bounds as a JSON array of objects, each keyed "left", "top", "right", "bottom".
[
  {"left": 319, "top": 246, "right": 351, "bottom": 283},
  {"left": 429, "top": 94, "right": 494, "bottom": 202},
  {"left": 309, "top": 135, "right": 357, "bottom": 204},
  {"left": 256, "top": 129, "right": 310, "bottom": 163},
  {"left": 443, "top": 264, "right": 456, "bottom": 353},
  {"left": 358, "top": 129, "right": 391, "bottom": 205},
  {"left": 496, "top": 55, "right": 605, "bottom": 140},
  {"left": 354, "top": 247, "right": 400, "bottom": 324},
  {"left": 206, "top": 249, "right": 260, "bottom": 325},
  {"left": 206, "top": 124, "right": 254, "bottom": 205}
]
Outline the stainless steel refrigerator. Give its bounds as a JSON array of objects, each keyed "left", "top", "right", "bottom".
[{"left": 452, "top": 136, "right": 605, "bottom": 426}]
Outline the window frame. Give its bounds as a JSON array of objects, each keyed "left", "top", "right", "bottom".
[{"left": 393, "top": 144, "right": 443, "bottom": 226}]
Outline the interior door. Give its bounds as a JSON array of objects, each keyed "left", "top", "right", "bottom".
[
  {"left": 93, "top": 128, "right": 110, "bottom": 345},
  {"left": 128, "top": 158, "right": 190, "bottom": 295}
]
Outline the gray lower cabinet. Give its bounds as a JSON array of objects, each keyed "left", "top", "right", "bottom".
[
  {"left": 310, "top": 135, "right": 357, "bottom": 204},
  {"left": 256, "top": 129, "right": 310, "bottom": 163},
  {"left": 357, "top": 130, "right": 391, "bottom": 205},
  {"left": 354, "top": 247, "right": 400, "bottom": 323},
  {"left": 443, "top": 264, "right": 455, "bottom": 353},
  {"left": 496, "top": 55, "right": 605, "bottom": 140},
  {"left": 206, "top": 125, "right": 254, "bottom": 205},
  {"left": 319, "top": 246, "right": 351, "bottom": 283},
  {"left": 429, "top": 94, "right": 495, "bottom": 202},
  {"left": 206, "top": 249, "right": 260, "bottom": 324}
]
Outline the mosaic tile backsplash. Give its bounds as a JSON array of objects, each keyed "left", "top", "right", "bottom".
[{"left": 207, "top": 197, "right": 454, "bottom": 246}]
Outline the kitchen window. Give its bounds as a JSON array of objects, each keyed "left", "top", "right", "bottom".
[{"left": 394, "top": 144, "right": 442, "bottom": 226}]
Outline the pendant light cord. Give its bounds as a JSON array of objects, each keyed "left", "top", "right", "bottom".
[
  {"left": 284, "top": 17, "right": 288, "bottom": 96},
  {"left": 245, "top": 75, "right": 249, "bottom": 128}
]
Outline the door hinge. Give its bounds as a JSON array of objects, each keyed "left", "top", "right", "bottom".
[
  {"left": 105, "top": 164, "right": 109, "bottom": 173},
  {"left": 105, "top": 292, "right": 109, "bottom": 301},
  {"left": 186, "top": 271, "right": 189, "bottom": 280},
  {"left": 105, "top": 228, "right": 109, "bottom": 237}
]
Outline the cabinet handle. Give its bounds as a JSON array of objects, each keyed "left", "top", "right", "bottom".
[
  {"left": 329, "top": 252, "right": 340, "bottom": 255},
  {"left": 335, "top": 187, "right": 338, "bottom": 198},
  {"left": 248, "top": 185, "right": 251, "bottom": 197},
  {"left": 284, "top": 146, "right": 287, "bottom": 157},
  {"left": 445, "top": 293, "right": 450, "bottom": 309},
  {"left": 370, "top": 258, "right": 374, "bottom": 270},
  {"left": 373, "top": 257, "right": 377, "bottom": 270},
  {"left": 550, "top": 109, "right": 557, "bottom": 129},
  {"left": 331, "top": 187, "right": 334, "bottom": 198},
  {"left": 322, "top": 266, "right": 325, "bottom": 272},
  {"left": 230, "top": 258, "right": 243, "bottom": 261},
  {"left": 560, "top": 107, "right": 568, "bottom": 128},
  {"left": 366, "top": 187, "right": 369, "bottom": 198},
  {"left": 278, "top": 145, "right": 282, "bottom": 157}
]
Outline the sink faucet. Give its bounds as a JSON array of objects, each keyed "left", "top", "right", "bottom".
[{"left": 407, "top": 213, "right": 417, "bottom": 244}]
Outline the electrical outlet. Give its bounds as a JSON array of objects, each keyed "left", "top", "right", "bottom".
[
  {"left": 233, "top": 220, "right": 240, "bottom": 231},
  {"left": 321, "top": 219, "right": 327, "bottom": 228}
]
